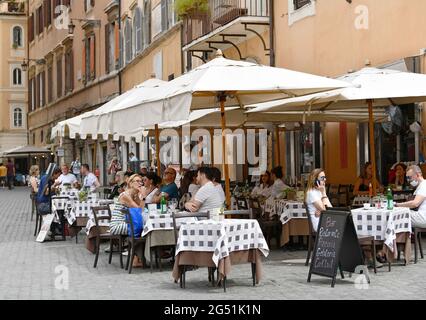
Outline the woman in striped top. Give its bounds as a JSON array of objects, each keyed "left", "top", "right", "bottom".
[{"left": 110, "top": 174, "right": 145, "bottom": 236}]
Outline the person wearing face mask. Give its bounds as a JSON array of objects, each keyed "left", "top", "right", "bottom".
[{"left": 395, "top": 165, "right": 426, "bottom": 228}]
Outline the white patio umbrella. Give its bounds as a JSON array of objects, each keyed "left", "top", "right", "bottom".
[
  {"left": 105, "top": 51, "right": 350, "bottom": 206},
  {"left": 246, "top": 67, "right": 426, "bottom": 194},
  {"left": 51, "top": 114, "right": 85, "bottom": 140}
]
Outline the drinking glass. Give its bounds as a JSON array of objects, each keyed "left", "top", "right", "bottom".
[{"left": 168, "top": 199, "right": 178, "bottom": 213}]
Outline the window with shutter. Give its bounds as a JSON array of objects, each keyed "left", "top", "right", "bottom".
[
  {"left": 114, "top": 22, "right": 119, "bottom": 66},
  {"left": 134, "top": 7, "right": 142, "bottom": 54},
  {"left": 65, "top": 50, "right": 74, "bottom": 92},
  {"left": 35, "top": 74, "right": 40, "bottom": 109},
  {"left": 41, "top": 71, "right": 46, "bottom": 107},
  {"left": 125, "top": 20, "right": 132, "bottom": 64},
  {"left": 47, "top": 66, "right": 53, "bottom": 103},
  {"left": 294, "top": 0, "right": 311, "bottom": 10},
  {"left": 29, "top": 78, "right": 33, "bottom": 112},
  {"left": 143, "top": 0, "right": 151, "bottom": 48},
  {"left": 161, "top": 0, "right": 168, "bottom": 32},
  {"left": 29, "top": 14, "right": 34, "bottom": 42},
  {"left": 56, "top": 57, "right": 62, "bottom": 98},
  {"left": 90, "top": 35, "right": 96, "bottom": 80}
]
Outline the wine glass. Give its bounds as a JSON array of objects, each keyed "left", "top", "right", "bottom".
[{"left": 168, "top": 198, "right": 178, "bottom": 213}]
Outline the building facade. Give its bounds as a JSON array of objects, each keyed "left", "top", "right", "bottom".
[{"left": 0, "top": 0, "right": 28, "bottom": 154}]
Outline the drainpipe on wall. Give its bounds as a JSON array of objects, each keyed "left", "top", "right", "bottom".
[{"left": 269, "top": 0, "right": 275, "bottom": 67}]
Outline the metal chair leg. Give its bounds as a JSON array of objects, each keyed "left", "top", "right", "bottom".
[
  {"left": 223, "top": 276, "right": 226, "bottom": 292},
  {"left": 34, "top": 213, "right": 39, "bottom": 236},
  {"left": 119, "top": 238, "right": 124, "bottom": 269},
  {"left": 150, "top": 248, "right": 154, "bottom": 273},
  {"left": 414, "top": 231, "right": 419, "bottom": 264},
  {"left": 108, "top": 239, "right": 114, "bottom": 264},
  {"left": 93, "top": 238, "right": 100, "bottom": 268},
  {"left": 418, "top": 231, "right": 424, "bottom": 259},
  {"left": 305, "top": 235, "right": 312, "bottom": 266},
  {"left": 128, "top": 247, "right": 135, "bottom": 274},
  {"left": 125, "top": 242, "right": 131, "bottom": 271},
  {"left": 251, "top": 263, "right": 256, "bottom": 286},
  {"left": 372, "top": 240, "right": 377, "bottom": 274}
]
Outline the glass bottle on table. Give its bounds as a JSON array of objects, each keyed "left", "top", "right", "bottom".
[
  {"left": 387, "top": 187, "right": 394, "bottom": 210},
  {"left": 160, "top": 192, "right": 167, "bottom": 214},
  {"left": 368, "top": 182, "right": 373, "bottom": 206}
]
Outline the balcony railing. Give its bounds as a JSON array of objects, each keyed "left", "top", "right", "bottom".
[{"left": 183, "top": 0, "right": 269, "bottom": 47}]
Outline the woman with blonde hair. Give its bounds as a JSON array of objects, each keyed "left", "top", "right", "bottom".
[
  {"left": 28, "top": 165, "right": 40, "bottom": 193},
  {"left": 110, "top": 174, "right": 145, "bottom": 267},
  {"left": 305, "top": 168, "right": 332, "bottom": 232}
]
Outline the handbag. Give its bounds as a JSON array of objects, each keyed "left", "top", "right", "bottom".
[{"left": 127, "top": 207, "right": 144, "bottom": 238}]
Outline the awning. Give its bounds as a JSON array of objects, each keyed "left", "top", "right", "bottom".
[{"left": 1, "top": 145, "right": 52, "bottom": 157}]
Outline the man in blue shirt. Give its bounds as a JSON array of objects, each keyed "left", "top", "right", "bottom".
[
  {"left": 153, "top": 168, "right": 179, "bottom": 203},
  {"left": 37, "top": 168, "right": 62, "bottom": 215}
]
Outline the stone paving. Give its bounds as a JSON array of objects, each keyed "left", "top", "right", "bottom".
[{"left": 0, "top": 187, "right": 425, "bottom": 300}]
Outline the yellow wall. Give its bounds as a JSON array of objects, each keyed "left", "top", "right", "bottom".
[{"left": 274, "top": 0, "right": 426, "bottom": 184}]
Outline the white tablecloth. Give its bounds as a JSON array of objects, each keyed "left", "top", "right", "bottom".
[
  {"left": 141, "top": 212, "right": 196, "bottom": 237},
  {"left": 352, "top": 193, "right": 412, "bottom": 206},
  {"left": 351, "top": 207, "right": 412, "bottom": 251},
  {"left": 176, "top": 219, "right": 269, "bottom": 267}
]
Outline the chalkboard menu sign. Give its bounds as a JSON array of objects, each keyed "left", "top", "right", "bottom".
[{"left": 307, "top": 209, "right": 366, "bottom": 287}]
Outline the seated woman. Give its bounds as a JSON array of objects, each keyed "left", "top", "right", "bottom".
[
  {"left": 109, "top": 174, "right": 145, "bottom": 267},
  {"left": 141, "top": 172, "right": 161, "bottom": 204},
  {"left": 251, "top": 171, "right": 273, "bottom": 199},
  {"left": 179, "top": 170, "right": 199, "bottom": 198},
  {"left": 305, "top": 168, "right": 332, "bottom": 232},
  {"left": 389, "top": 163, "right": 407, "bottom": 188},
  {"left": 28, "top": 165, "right": 40, "bottom": 193},
  {"left": 353, "top": 162, "right": 383, "bottom": 196}
]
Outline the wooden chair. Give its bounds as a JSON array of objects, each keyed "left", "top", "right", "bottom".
[
  {"left": 122, "top": 209, "right": 146, "bottom": 274},
  {"left": 223, "top": 209, "right": 252, "bottom": 219},
  {"left": 327, "top": 184, "right": 340, "bottom": 207},
  {"left": 338, "top": 184, "right": 350, "bottom": 207},
  {"left": 172, "top": 211, "right": 213, "bottom": 289},
  {"left": 92, "top": 206, "right": 126, "bottom": 269},
  {"left": 413, "top": 227, "right": 426, "bottom": 264},
  {"left": 249, "top": 199, "right": 281, "bottom": 249},
  {"left": 50, "top": 196, "right": 70, "bottom": 241}
]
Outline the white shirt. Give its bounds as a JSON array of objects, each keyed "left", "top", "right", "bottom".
[
  {"left": 306, "top": 189, "right": 322, "bottom": 232},
  {"left": 144, "top": 187, "right": 159, "bottom": 204},
  {"left": 414, "top": 180, "right": 426, "bottom": 218},
  {"left": 271, "top": 179, "right": 289, "bottom": 198},
  {"left": 83, "top": 172, "right": 99, "bottom": 191},
  {"left": 188, "top": 183, "right": 200, "bottom": 197},
  {"left": 194, "top": 181, "right": 224, "bottom": 213},
  {"left": 56, "top": 173, "right": 77, "bottom": 186},
  {"left": 215, "top": 184, "right": 226, "bottom": 203},
  {"left": 129, "top": 156, "right": 138, "bottom": 162},
  {"left": 251, "top": 184, "right": 272, "bottom": 198}
]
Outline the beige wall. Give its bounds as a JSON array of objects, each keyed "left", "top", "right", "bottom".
[
  {"left": 274, "top": 0, "right": 426, "bottom": 184},
  {"left": 0, "top": 4, "right": 28, "bottom": 153}
]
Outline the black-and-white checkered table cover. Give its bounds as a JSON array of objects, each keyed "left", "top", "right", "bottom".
[
  {"left": 352, "top": 194, "right": 411, "bottom": 207},
  {"left": 277, "top": 200, "right": 307, "bottom": 224},
  {"left": 142, "top": 212, "right": 196, "bottom": 237},
  {"left": 351, "top": 207, "right": 412, "bottom": 251},
  {"left": 59, "top": 189, "right": 79, "bottom": 198},
  {"left": 176, "top": 219, "right": 269, "bottom": 267}
]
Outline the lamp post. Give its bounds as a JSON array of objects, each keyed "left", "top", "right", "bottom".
[{"left": 68, "top": 18, "right": 101, "bottom": 35}]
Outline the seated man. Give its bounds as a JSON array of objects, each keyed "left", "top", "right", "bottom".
[
  {"left": 37, "top": 168, "right": 62, "bottom": 215},
  {"left": 395, "top": 165, "right": 426, "bottom": 228},
  {"left": 80, "top": 164, "right": 101, "bottom": 192},
  {"left": 153, "top": 168, "right": 179, "bottom": 203},
  {"left": 185, "top": 167, "right": 223, "bottom": 213},
  {"left": 53, "top": 164, "right": 77, "bottom": 188}
]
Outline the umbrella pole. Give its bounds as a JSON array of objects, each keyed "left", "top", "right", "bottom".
[
  {"left": 275, "top": 126, "right": 281, "bottom": 167},
  {"left": 155, "top": 124, "right": 161, "bottom": 176},
  {"left": 220, "top": 95, "right": 231, "bottom": 208},
  {"left": 367, "top": 99, "right": 377, "bottom": 195}
]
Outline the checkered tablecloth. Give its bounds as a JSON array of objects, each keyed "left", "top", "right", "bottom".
[
  {"left": 352, "top": 193, "right": 412, "bottom": 206},
  {"left": 176, "top": 219, "right": 269, "bottom": 267},
  {"left": 276, "top": 200, "right": 307, "bottom": 224},
  {"left": 351, "top": 207, "right": 412, "bottom": 251},
  {"left": 141, "top": 212, "right": 196, "bottom": 238},
  {"left": 59, "top": 189, "right": 79, "bottom": 198}
]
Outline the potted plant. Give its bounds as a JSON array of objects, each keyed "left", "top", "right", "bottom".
[{"left": 174, "top": 0, "right": 209, "bottom": 19}]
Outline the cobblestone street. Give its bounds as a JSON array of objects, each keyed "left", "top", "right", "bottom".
[{"left": 0, "top": 188, "right": 425, "bottom": 300}]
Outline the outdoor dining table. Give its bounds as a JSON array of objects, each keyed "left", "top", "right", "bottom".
[
  {"left": 141, "top": 211, "right": 196, "bottom": 264},
  {"left": 172, "top": 219, "right": 269, "bottom": 285},
  {"left": 352, "top": 192, "right": 412, "bottom": 207},
  {"left": 265, "top": 198, "right": 309, "bottom": 247},
  {"left": 351, "top": 207, "right": 412, "bottom": 263}
]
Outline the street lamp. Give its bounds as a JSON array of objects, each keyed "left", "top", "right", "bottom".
[
  {"left": 21, "top": 58, "right": 46, "bottom": 71},
  {"left": 68, "top": 18, "right": 101, "bottom": 35}
]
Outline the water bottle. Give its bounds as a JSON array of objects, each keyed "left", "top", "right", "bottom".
[
  {"left": 160, "top": 192, "right": 167, "bottom": 214},
  {"left": 387, "top": 187, "right": 394, "bottom": 210}
]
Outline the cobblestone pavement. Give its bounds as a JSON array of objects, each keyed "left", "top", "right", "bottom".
[{"left": 0, "top": 187, "right": 425, "bottom": 300}]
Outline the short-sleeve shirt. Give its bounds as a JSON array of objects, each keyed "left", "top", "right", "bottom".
[
  {"left": 160, "top": 182, "right": 179, "bottom": 200},
  {"left": 194, "top": 182, "right": 224, "bottom": 213},
  {"left": 306, "top": 189, "right": 322, "bottom": 232},
  {"left": 414, "top": 180, "right": 426, "bottom": 217},
  {"left": 57, "top": 173, "right": 77, "bottom": 185},
  {"left": 271, "top": 179, "right": 289, "bottom": 198},
  {"left": 0, "top": 166, "right": 7, "bottom": 177},
  {"left": 188, "top": 184, "right": 200, "bottom": 197},
  {"left": 83, "top": 172, "right": 99, "bottom": 190},
  {"left": 215, "top": 184, "right": 226, "bottom": 204},
  {"left": 6, "top": 163, "right": 14, "bottom": 176}
]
